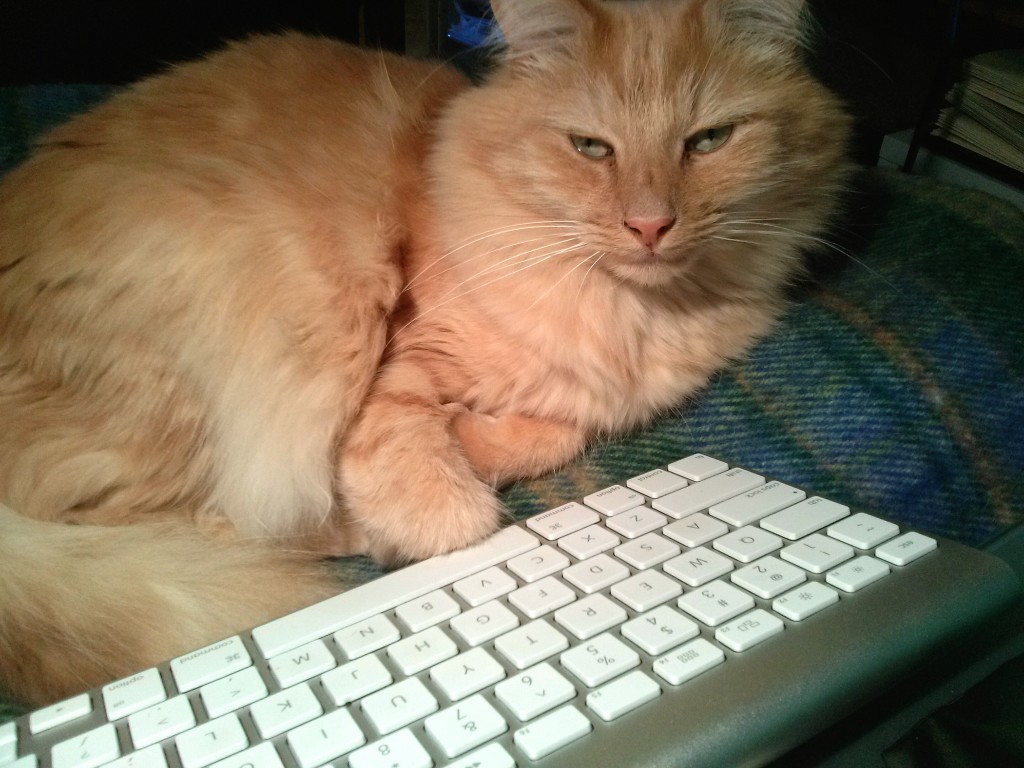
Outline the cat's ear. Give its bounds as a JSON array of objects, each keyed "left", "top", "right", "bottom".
[
  {"left": 489, "top": 0, "right": 600, "bottom": 64},
  {"left": 707, "top": 0, "right": 811, "bottom": 56}
]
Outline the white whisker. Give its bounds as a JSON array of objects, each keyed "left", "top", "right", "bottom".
[{"left": 522, "top": 251, "right": 602, "bottom": 313}]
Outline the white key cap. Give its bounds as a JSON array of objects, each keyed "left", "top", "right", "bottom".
[
  {"left": 447, "top": 743, "right": 515, "bottom": 768},
  {"left": 3, "top": 756, "right": 35, "bottom": 768},
  {"left": 285, "top": 708, "right": 366, "bottom": 768},
  {"left": 562, "top": 554, "right": 630, "bottom": 593},
  {"left": 826, "top": 556, "right": 891, "bottom": 592},
  {"left": 51, "top": 723, "right": 119, "bottom": 768},
  {"left": 514, "top": 705, "right": 592, "bottom": 760},
  {"left": 654, "top": 468, "right": 764, "bottom": 518},
  {"left": 621, "top": 605, "right": 700, "bottom": 655},
  {"left": 526, "top": 502, "right": 600, "bottom": 540},
  {"left": 653, "top": 638, "right": 725, "bottom": 685},
  {"left": 0, "top": 723, "right": 16, "bottom": 763},
  {"left": 731, "top": 556, "right": 807, "bottom": 599},
  {"left": 449, "top": 600, "right": 520, "bottom": 646},
  {"left": 175, "top": 713, "right": 248, "bottom": 768},
  {"left": 200, "top": 667, "right": 268, "bottom": 718},
  {"left": 773, "top": 582, "right": 841, "bottom": 621},
  {"left": 395, "top": 589, "right": 461, "bottom": 633},
  {"left": 249, "top": 684, "right": 322, "bottom": 740},
  {"left": 611, "top": 570, "right": 683, "bottom": 612},
  {"left": 208, "top": 742, "right": 282, "bottom": 768},
  {"left": 348, "top": 728, "right": 432, "bottom": 768},
  {"left": 388, "top": 626, "right": 459, "bottom": 676},
  {"left": 560, "top": 633, "right": 640, "bottom": 687},
  {"left": 494, "top": 662, "right": 576, "bottom": 721},
  {"left": 105, "top": 744, "right": 168, "bottom": 768},
  {"left": 424, "top": 694, "right": 508, "bottom": 759},
  {"left": 554, "top": 593, "right": 628, "bottom": 639},
  {"left": 253, "top": 525, "right": 537, "bottom": 657},
  {"left": 430, "top": 647, "right": 506, "bottom": 701},
  {"left": 715, "top": 609, "right": 785, "bottom": 652},
  {"left": 614, "top": 533, "right": 680, "bottom": 569},
  {"left": 876, "top": 532, "right": 938, "bottom": 565},
  {"left": 128, "top": 695, "right": 196, "bottom": 749},
  {"left": 334, "top": 614, "right": 401, "bottom": 660},
  {"left": 361, "top": 678, "right": 438, "bottom": 736},
  {"left": 761, "top": 496, "right": 850, "bottom": 540},
  {"left": 677, "top": 579, "right": 755, "bottom": 626},
  {"left": 505, "top": 545, "right": 571, "bottom": 582},
  {"left": 103, "top": 669, "right": 167, "bottom": 721},
  {"left": 586, "top": 670, "right": 661, "bottom": 721},
  {"left": 452, "top": 567, "right": 517, "bottom": 606},
  {"left": 626, "top": 468, "right": 687, "bottom": 498},
  {"left": 29, "top": 693, "right": 93, "bottom": 734},
  {"left": 268, "top": 639, "right": 336, "bottom": 688},
  {"left": 828, "top": 513, "right": 899, "bottom": 549},
  {"left": 605, "top": 506, "right": 668, "bottom": 538},
  {"left": 493, "top": 619, "right": 569, "bottom": 669},
  {"left": 558, "top": 524, "right": 621, "bottom": 559},
  {"left": 709, "top": 480, "right": 807, "bottom": 526},
  {"left": 508, "top": 576, "right": 576, "bottom": 618},
  {"left": 583, "top": 484, "right": 645, "bottom": 515},
  {"left": 321, "top": 654, "right": 393, "bottom": 706},
  {"left": 662, "top": 513, "right": 729, "bottom": 547},
  {"left": 663, "top": 546, "right": 735, "bottom": 587},
  {"left": 780, "top": 533, "right": 855, "bottom": 573},
  {"left": 170, "top": 637, "right": 251, "bottom": 693},
  {"left": 667, "top": 454, "right": 729, "bottom": 481},
  {"left": 714, "top": 525, "right": 783, "bottom": 562}
]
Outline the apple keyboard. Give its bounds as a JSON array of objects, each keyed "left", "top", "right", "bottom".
[{"left": 2, "top": 453, "right": 1021, "bottom": 768}]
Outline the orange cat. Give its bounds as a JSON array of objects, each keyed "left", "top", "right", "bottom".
[{"left": 0, "top": 0, "right": 850, "bottom": 706}]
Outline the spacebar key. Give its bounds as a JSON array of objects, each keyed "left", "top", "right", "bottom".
[{"left": 252, "top": 525, "right": 539, "bottom": 658}]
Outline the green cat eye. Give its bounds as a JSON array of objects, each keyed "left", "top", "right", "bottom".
[
  {"left": 686, "top": 124, "right": 734, "bottom": 153},
  {"left": 570, "top": 134, "right": 615, "bottom": 159}
]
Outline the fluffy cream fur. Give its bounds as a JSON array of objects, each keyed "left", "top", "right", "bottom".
[{"left": 0, "top": 0, "right": 850, "bottom": 706}]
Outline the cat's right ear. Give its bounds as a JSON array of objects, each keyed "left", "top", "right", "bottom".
[{"left": 489, "top": 0, "right": 600, "bottom": 65}]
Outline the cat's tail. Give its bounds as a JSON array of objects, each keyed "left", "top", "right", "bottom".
[{"left": 0, "top": 503, "right": 338, "bottom": 708}]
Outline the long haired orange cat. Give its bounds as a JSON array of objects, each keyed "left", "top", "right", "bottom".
[{"left": 0, "top": 0, "right": 849, "bottom": 706}]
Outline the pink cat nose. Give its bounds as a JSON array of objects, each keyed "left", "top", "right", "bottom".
[{"left": 624, "top": 215, "right": 675, "bottom": 249}]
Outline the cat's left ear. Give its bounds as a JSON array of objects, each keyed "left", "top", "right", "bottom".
[
  {"left": 708, "top": 0, "right": 811, "bottom": 55},
  {"left": 489, "top": 0, "right": 601, "bottom": 64}
]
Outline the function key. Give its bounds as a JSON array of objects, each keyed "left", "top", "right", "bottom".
[{"left": 876, "top": 532, "right": 937, "bottom": 566}]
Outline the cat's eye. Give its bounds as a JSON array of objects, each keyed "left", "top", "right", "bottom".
[
  {"left": 570, "top": 134, "right": 614, "bottom": 159},
  {"left": 686, "top": 124, "right": 734, "bottom": 154}
]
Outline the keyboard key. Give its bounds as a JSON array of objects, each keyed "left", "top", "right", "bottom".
[
  {"left": 494, "top": 662, "right": 576, "bottom": 721},
  {"left": 395, "top": 589, "right": 461, "bottom": 633},
  {"left": 321, "top": 655, "right": 393, "bottom": 706},
  {"left": 677, "top": 580, "right": 755, "bottom": 626},
  {"left": 761, "top": 497, "right": 850, "bottom": 540},
  {"left": 424, "top": 694, "right": 508, "bottom": 759},
  {"left": 447, "top": 743, "right": 515, "bottom": 768},
  {"left": 653, "top": 638, "right": 725, "bottom": 685},
  {"left": 731, "top": 556, "right": 806, "bottom": 599},
  {"left": 562, "top": 553, "right": 630, "bottom": 593},
  {"left": 29, "top": 693, "right": 92, "bottom": 734},
  {"left": 128, "top": 695, "right": 196, "bottom": 749},
  {"left": 430, "top": 647, "right": 506, "bottom": 701},
  {"left": 493, "top": 619, "right": 569, "bottom": 669},
  {"left": 663, "top": 546, "right": 734, "bottom": 587},
  {"left": 199, "top": 667, "right": 268, "bottom": 719},
  {"left": 449, "top": 600, "right": 520, "bottom": 646},
  {"left": 334, "top": 614, "right": 401, "bottom": 660},
  {"left": 654, "top": 468, "right": 763, "bottom": 519},
  {"left": 583, "top": 484, "right": 645, "bottom": 515},
  {"left": 104, "top": 744, "right": 168, "bottom": 768},
  {"left": 174, "top": 713, "right": 248, "bottom": 768},
  {"left": 0, "top": 723, "right": 16, "bottom": 763},
  {"left": 621, "top": 606, "right": 700, "bottom": 655},
  {"left": 560, "top": 633, "right": 640, "bottom": 687},
  {"left": 508, "top": 576, "right": 577, "bottom": 618},
  {"left": 662, "top": 513, "right": 729, "bottom": 547},
  {"left": 626, "top": 468, "right": 688, "bottom": 497},
  {"left": 249, "top": 684, "right": 322, "bottom": 740},
  {"left": 526, "top": 502, "right": 600, "bottom": 540},
  {"left": 586, "top": 670, "right": 661, "bottom": 721},
  {"left": 348, "top": 728, "right": 432, "bottom": 768},
  {"left": 207, "top": 743, "right": 282, "bottom": 768},
  {"left": 505, "top": 545, "right": 571, "bottom": 582},
  {"left": 773, "top": 582, "right": 840, "bottom": 621},
  {"left": 605, "top": 506, "right": 668, "bottom": 538},
  {"left": 361, "top": 678, "right": 438, "bottom": 736},
  {"left": 285, "top": 708, "right": 365, "bottom": 768},
  {"left": 102, "top": 669, "right": 167, "bottom": 722},
  {"left": 826, "top": 556, "right": 891, "bottom": 592},
  {"left": 555, "top": 593, "right": 628, "bottom": 639},
  {"left": 614, "top": 532, "right": 680, "bottom": 569},
  {"left": 388, "top": 626, "right": 459, "bottom": 676},
  {"left": 780, "top": 533, "right": 855, "bottom": 573},
  {"left": 714, "top": 525, "right": 783, "bottom": 563},
  {"left": 514, "top": 704, "right": 592, "bottom": 760},
  {"left": 51, "top": 723, "right": 120, "bottom": 768},
  {"left": 827, "top": 513, "right": 899, "bottom": 549},
  {"left": 715, "top": 609, "right": 785, "bottom": 652},
  {"left": 611, "top": 570, "right": 683, "bottom": 612},
  {"left": 667, "top": 454, "right": 729, "bottom": 481},
  {"left": 876, "top": 532, "right": 938, "bottom": 566},
  {"left": 452, "top": 566, "right": 518, "bottom": 606},
  {"left": 709, "top": 481, "right": 806, "bottom": 526},
  {"left": 170, "top": 637, "right": 251, "bottom": 693},
  {"left": 558, "top": 524, "right": 621, "bottom": 559},
  {"left": 268, "top": 638, "right": 336, "bottom": 688}
]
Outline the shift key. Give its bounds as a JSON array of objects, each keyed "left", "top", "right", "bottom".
[{"left": 653, "top": 469, "right": 764, "bottom": 519}]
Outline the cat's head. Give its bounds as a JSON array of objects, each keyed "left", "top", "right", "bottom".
[{"left": 436, "top": 0, "right": 850, "bottom": 290}]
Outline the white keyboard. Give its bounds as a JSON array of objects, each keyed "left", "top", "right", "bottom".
[{"left": 3, "top": 453, "right": 1021, "bottom": 768}]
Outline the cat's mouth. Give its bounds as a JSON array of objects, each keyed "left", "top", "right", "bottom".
[{"left": 608, "top": 247, "right": 690, "bottom": 286}]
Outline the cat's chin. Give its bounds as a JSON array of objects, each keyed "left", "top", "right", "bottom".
[{"left": 605, "top": 251, "right": 690, "bottom": 288}]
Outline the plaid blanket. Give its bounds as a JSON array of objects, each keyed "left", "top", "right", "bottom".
[{"left": 2, "top": 84, "right": 1022, "bottom": 721}]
